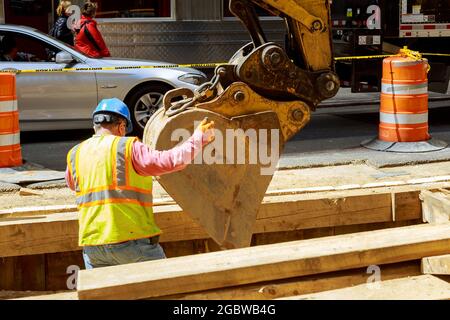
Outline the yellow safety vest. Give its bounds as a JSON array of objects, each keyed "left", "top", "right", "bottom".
[{"left": 67, "top": 134, "right": 161, "bottom": 246}]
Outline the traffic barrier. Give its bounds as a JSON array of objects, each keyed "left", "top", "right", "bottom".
[
  {"left": 379, "top": 55, "right": 429, "bottom": 142},
  {"left": 0, "top": 73, "right": 22, "bottom": 167},
  {"left": 362, "top": 48, "right": 447, "bottom": 152}
]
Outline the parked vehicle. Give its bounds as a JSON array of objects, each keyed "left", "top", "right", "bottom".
[{"left": 0, "top": 24, "right": 207, "bottom": 135}]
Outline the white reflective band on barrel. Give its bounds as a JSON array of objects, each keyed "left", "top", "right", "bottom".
[
  {"left": 0, "top": 132, "right": 20, "bottom": 147},
  {"left": 380, "top": 112, "right": 428, "bottom": 125},
  {"left": 0, "top": 100, "right": 18, "bottom": 113},
  {"left": 382, "top": 82, "right": 427, "bottom": 95},
  {"left": 391, "top": 60, "right": 423, "bottom": 67}
]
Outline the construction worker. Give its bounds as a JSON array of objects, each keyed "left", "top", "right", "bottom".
[{"left": 65, "top": 98, "right": 214, "bottom": 269}]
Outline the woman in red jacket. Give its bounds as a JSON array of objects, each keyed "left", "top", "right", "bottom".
[{"left": 75, "top": 2, "right": 110, "bottom": 58}]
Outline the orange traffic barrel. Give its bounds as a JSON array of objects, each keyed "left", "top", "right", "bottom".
[
  {"left": 0, "top": 73, "right": 22, "bottom": 167},
  {"left": 379, "top": 56, "right": 429, "bottom": 142},
  {"left": 362, "top": 49, "right": 447, "bottom": 153}
]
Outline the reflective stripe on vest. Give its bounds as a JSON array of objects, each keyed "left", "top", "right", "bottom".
[
  {"left": 380, "top": 112, "right": 428, "bottom": 125},
  {"left": 76, "top": 188, "right": 153, "bottom": 207},
  {"left": 116, "top": 136, "right": 128, "bottom": 185}
]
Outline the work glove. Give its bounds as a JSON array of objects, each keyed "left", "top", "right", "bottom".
[{"left": 197, "top": 117, "right": 215, "bottom": 143}]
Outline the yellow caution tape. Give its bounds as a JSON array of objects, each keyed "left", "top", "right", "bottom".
[
  {"left": 399, "top": 46, "right": 423, "bottom": 60},
  {"left": 0, "top": 50, "right": 448, "bottom": 74},
  {"left": 0, "top": 62, "right": 226, "bottom": 74},
  {"left": 398, "top": 46, "right": 431, "bottom": 72},
  {"left": 334, "top": 54, "right": 392, "bottom": 61}
]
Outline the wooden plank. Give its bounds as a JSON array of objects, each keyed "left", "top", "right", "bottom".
[
  {"left": 281, "top": 275, "right": 450, "bottom": 300},
  {"left": 0, "top": 187, "right": 424, "bottom": 258},
  {"left": 76, "top": 223, "right": 450, "bottom": 300},
  {"left": 157, "top": 261, "right": 421, "bottom": 300},
  {"left": 0, "top": 255, "right": 46, "bottom": 291},
  {"left": 12, "top": 291, "right": 78, "bottom": 300},
  {"left": 0, "top": 257, "right": 18, "bottom": 290},
  {"left": 0, "top": 205, "right": 77, "bottom": 219},
  {"left": 266, "top": 174, "right": 450, "bottom": 195},
  {"left": 394, "top": 191, "right": 422, "bottom": 221},
  {"left": 422, "top": 254, "right": 450, "bottom": 275},
  {"left": 0, "top": 198, "right": 177, "bottom": 219},
  {"left": 420, "top": 190, "right": 450, "bottom": 223},
  {"left": 333, "top": 220, "right": 421, "bottom": 236},
  {"left": 0, "top": 213, "right": 80, "bottom": 257},
  {"left": 19, "top": 255, "right": 46, "bottom": 291},
  {"left": 254, "top": 193, "right": 392, "bottom": 233},
  {"left": 45, "top": 251, "right": 84, "bottom": 291}
]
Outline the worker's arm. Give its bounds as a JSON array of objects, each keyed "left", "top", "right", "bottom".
[
  {"left": 132, "top": 119, "right": 214, "bottom": 176},
  {"left": 65, "top": 167, "right": 75, "bottom": 191}
]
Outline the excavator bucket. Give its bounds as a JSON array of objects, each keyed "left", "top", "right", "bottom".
[
  {"left": 142, "top": 0, "right": 337, "bottom": 249},
  {"left": 143, "top": 95, "right": 284, "bottom": 249}
]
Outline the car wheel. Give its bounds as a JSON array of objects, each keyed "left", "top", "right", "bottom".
[{"left": 126, "top": 83, "right": 173, "bottom": 136}]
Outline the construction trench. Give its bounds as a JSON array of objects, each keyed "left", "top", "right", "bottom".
[
  {"left": 1, "top": 157, "right": 450, "bottom": 300},
  {"left": 1, "top": 0, "right": 450, "bottom": 302}
]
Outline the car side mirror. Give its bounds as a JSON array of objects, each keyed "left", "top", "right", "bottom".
[{"left": 55, "top": 51, "right": 74, "bottom": 64}]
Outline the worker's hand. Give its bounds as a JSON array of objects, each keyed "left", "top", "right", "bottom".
[{"left": 197, "top": 117, "right": 215, "bottom": 143}]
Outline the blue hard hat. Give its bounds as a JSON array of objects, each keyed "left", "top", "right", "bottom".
[{"left": 93, "top": 98, "right": 133, "bottom": 134}]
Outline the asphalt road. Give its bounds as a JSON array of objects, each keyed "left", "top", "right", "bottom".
[{"left": 20, "top": 105, "right": 450, "bottom": 171}]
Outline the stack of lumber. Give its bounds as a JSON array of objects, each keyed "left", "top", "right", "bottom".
[
  {"left": 2, "top": 185, "right": 450, "bottom": 296},
  {"left": 0, "top": 182, "right": 434, "bottom": 259},
  {"left": 72, "top": 222, "right": 450, "bottom": 300}
]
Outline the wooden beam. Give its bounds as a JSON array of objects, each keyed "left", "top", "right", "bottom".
[
  {"left": 420, "top": 190, "right": 450, "bottom": 223},
  {"left": 156, "top": 261, "right": 421, "bottom": 300},
  {"left": 0, "top": 197, "right": 176, "bottom": 219},
  {"left": 0, "top": 204, "right": 77, "bottom": 219},
  {"left": 76, "top": 223, "right": 450, "bottom": 300},
  {"left": 0, "top": 186, "right": 424, "bottom": 258},
  {"left": 12, "top": 291, "right": 78, "bottom": 300},
  {"left": 422, "top": 254, "right": 450, "bottom": 275},
  {"left": 0, "top": 212, "right": 80, "bottom": 257},
  {"left": 281, "top": 275, "right": 450, "bottom": 300}
]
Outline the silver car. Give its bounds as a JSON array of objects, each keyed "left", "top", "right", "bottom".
[{"left": 0, "top": 24, "right": 207, "bottom": 135}]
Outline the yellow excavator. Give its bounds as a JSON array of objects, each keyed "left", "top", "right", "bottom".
[{"left": 144, "top": 0, "right": 340, "bottom": 249}]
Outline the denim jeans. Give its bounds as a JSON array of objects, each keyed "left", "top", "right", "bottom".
[{"left": 82, "top": 238, "right": 166, "bottom": 269}]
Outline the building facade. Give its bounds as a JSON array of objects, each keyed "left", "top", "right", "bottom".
[{"left": 0, "top": 0, "right": 284, "bottom": 64}]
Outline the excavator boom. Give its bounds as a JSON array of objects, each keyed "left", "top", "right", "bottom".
[{"left": 143, "top": 0, "right": 339, "bottom": 249}]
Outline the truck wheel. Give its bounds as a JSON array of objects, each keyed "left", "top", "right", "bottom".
[{"left": 126, "top": 83, "right": 173, "bottom": 137}]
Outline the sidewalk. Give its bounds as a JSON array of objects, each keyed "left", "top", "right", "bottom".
[{"left": 319, "top": 87, "right": 450, "bottom": 108}]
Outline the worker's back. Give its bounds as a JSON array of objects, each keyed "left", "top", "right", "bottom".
[{"left": 68, "top": 135, "right": 159, "bottom": 246}]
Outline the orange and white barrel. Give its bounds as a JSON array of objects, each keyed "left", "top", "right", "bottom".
[
  {"left": 0, "top": 73, "right": 22, "bottom": 167},
  {"left": 379, "top": 56, "right": 429, "bottom": 142}
]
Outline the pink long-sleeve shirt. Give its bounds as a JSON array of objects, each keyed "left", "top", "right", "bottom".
[{"left": 65, "top": 130, "right": 205, "bottom": 190}]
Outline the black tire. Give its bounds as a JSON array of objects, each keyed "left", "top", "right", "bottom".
[{"left": 125, "top": 83, "right": 173, "bottom": 137}]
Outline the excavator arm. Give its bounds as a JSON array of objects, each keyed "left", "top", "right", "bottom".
[{"left": 143, "top": 0, "right": 339, "bottom": 249}]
